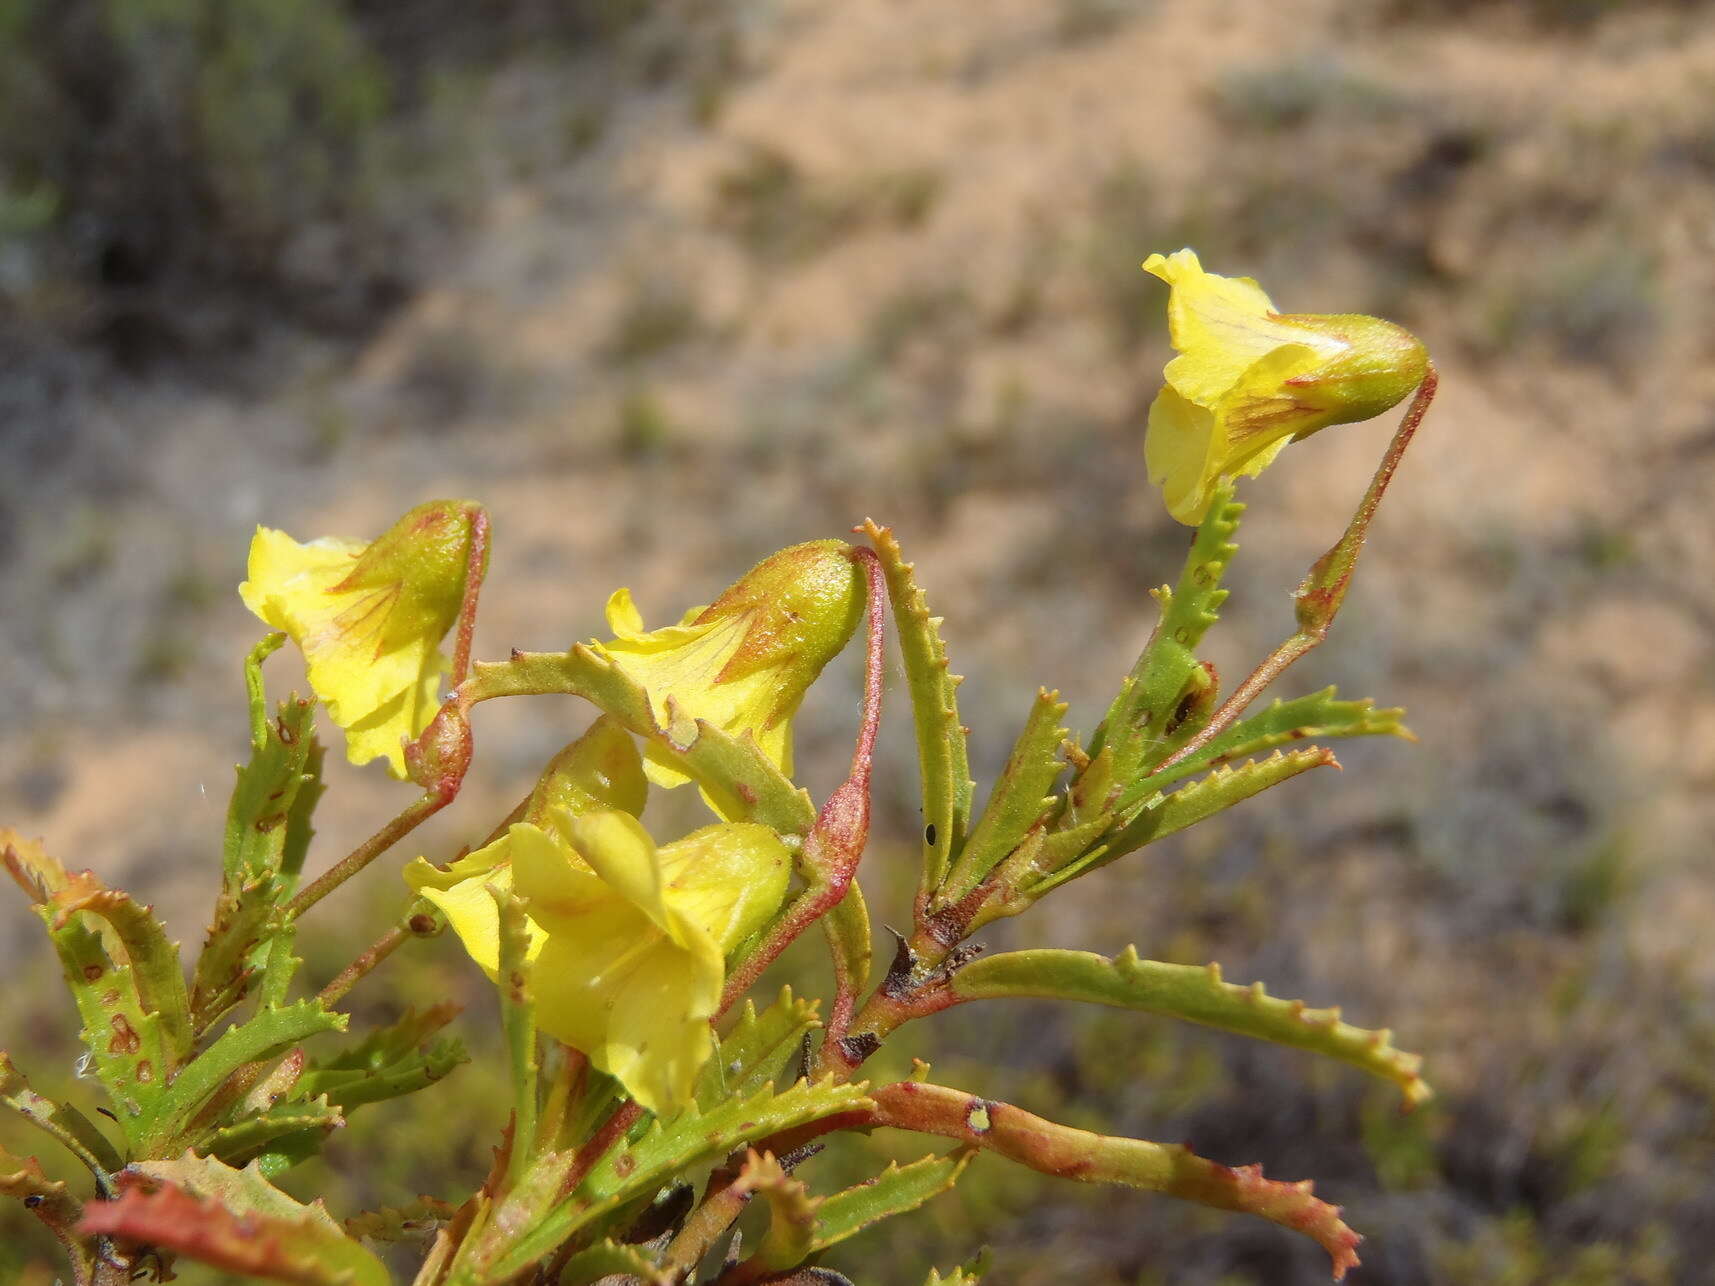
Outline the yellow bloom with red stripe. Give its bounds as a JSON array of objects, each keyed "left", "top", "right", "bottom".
[
  {"left": 596, "top": 540, "right": 864, "bottom": 791},
  {"left": 239, "top": 500, "right": 482, "bottom": 776},
  {"left": 1143, "top": 249, "right": 1428, "bottom": 525}
]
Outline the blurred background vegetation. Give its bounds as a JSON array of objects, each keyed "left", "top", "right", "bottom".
[{"left": 4, "top": 1, "right": 1715, "bottom": 1282}]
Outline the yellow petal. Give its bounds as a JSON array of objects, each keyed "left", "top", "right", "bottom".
[
  {"left": 238, "top": 503, "right": 477, "bottom": 778},
  {"left": 604, "top": 587, "right": 647, "bottom": 637},
  {"left": 1145, "top": 249, "right": 1337, "bottom": 406},
  {"left": 1144, "top": 386, "right": 1219, "bottom": 526},
  {"left": 530, "top": 918, "right": 720, "bottom": 1116},
  {"left": 657, "top": 822, "right": 794, "bottom": 954},
  {"left": 511, "top": 813, "right": 726, "bottom": 1114},
  {"left": 403, "top": 836, "right": 546, "bottom": 976},
  {"left": 525, "top": 716, "right": 648, "bottom": 825},
  {"left": 1140, "top": 251, "right": 1429, "bottom": 526}
]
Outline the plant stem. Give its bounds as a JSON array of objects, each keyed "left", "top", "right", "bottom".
[
  {"left": 317, "top": 923, "right": 410, "bottom": 1008},
  {"left": 286, "top": 792, "right": 448, "bottom": 917},
  {"left": 718, "top": 548, "right": 887, "bottom": 1018}
]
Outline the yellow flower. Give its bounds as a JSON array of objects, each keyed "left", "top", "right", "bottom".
[
  {"left": 403, "top": 716, "right": 646, "bottom": 974},
  {"left": 512, "top": 809, "right": 792, "bottom": 1115},
  {"left": 239, "top": 500, "right": 483, "bottom": 777},
  {"left": 1142, "top": 249, "right": 1429, "bottom": 525},
  {"left": 596, "top": 540, "right": 864, "bottom": 789}
]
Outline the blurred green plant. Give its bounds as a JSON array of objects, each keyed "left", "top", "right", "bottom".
[{"left": 1, "top": 252, "right": 1439, "bottom": 1283}]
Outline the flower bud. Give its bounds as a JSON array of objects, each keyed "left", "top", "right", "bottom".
[
  {"left": 598, "top": 539, "right": 865, "bottom": 785},
  {"left": 1141, "top": 250, "right": 1428, "bottom": 525},
  {"left": 239, "top": 500, "right": 484, "bottom": 777}
]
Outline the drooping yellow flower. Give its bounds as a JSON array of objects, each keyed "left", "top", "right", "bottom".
[
  {"left": 239, "top": 500, "right": 483, "bottom": 777},
  {"left": 596, "top": 540, "right": 864, "bottom": 789},
  {"left": 1142, "top": 249, "right": 1429, "bottom": 525},
  {"left": 403, "top": 716, "right": 646, "bottom": 974},
  {"left": 511, "top": 808, "right": 792, "bottom": 1114}
]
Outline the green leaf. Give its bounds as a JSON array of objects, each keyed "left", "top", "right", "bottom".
[
  {"left": 4, "top": 837, "right": 191, "bottom": 1117},
  {"left": 1, "top": 1142, "right": 92, "bottom": 1278},
  {"left": 225, "top": 656, "right": 321, "bottom": 886},
  {"left": 951, "top": 947, "right": 1430, "bottom": 1107},
  {"left": 207, "top": 1094, "right": 345, "bottom": 1167},
  {"left": 343, "top": 1196, "right": 457, "bottom": 1243},
  {"left": 148, "top": 1000, "right": 346, "bottom": 1152},
  {"left": 191, "top": 880, "right": 287, "bottom": 1031},
  {"left": 808, "top": 1149, "right": 973, "bottom": 1255},
  {"left": 1091, "top": 486, "right": 1241, "bottom": 785},
  {"left": 870, "top": 1080, "right": 1360, "bottom": 1279},
  {"left": 1038, "top": 747, "right": 1337, "bottom": 894},
  {"left": 736, "top": 1149, "right": 821, "bottom": 1273},
  {"left": 493, "top": 887, "right": 538, "bottom": 1187},
  {"left": 937, "top": 689, "right": 1068, "bottom": 905},
  {"left": 297, "top": 1039, "right": 466, "bottom": 1114},
  {"left": 861, "top": 521, "right": 975, "bottom": 901},
  {"left": 5, "top": 854, "right": 178, "bottom": 1148},
  {"left": 464, "top": 644, "right": 815, "bottom": 835},
  {"left": 0, "top": 1051, "right": 124, "bottom": 1178},
  {"left": 1134, "top": 687, "right": 1410, "bottom": 795},
  {"left": 696, "top": 987, "right": 822, "bottom": 1109},
  {"left": 558, "top": 1239, "right": 673, "bottom": 1285},
  {"left": 50, "top": 872, "right": 193, "bottom": 1065},
  {"left": 821, "top": 880, "right": 872, "bottom": 1019},
  {"left": 82, "top": 1154, "right": 389, "bottom": 1286},
  {"left": 198, "top": 641, "right": 324, "bottom": 1027},
  {"left": 487, "top": 1077, "right": 874, "bottom": 1277}
]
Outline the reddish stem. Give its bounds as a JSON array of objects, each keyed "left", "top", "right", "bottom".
[
  {"left": 448, "top": 506, "right": 491, "bottom": 688},
  {"left": 717, "top": 549, "right": 887, "bottom": 1018}
]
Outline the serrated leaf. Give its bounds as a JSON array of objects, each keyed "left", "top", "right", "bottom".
[
  {"left": 226, "top": 636, "right": 319, "bottom": 885},
  {"left": 149, "top": 1000, "right": 346, "bottom": 1152},
  {"left": 308, "top": 1003, "right": 461, "bottom": 1074},
  {"left": 344, "top": 1195, "right": 457, "bottom": 1243},
  {"left": 297, "top": 1040, "right": 466, "bottom": 1113},
  {"left": 0, "top": 1051, "right": 123, "bottom": 1177},
  {"left": 938, "top": 689, "right": 1069, "bottom": 905},
  {"left": 1038, "top": 747, "right": 1337, "bottom": 894},
  {"left": 696, "top": 988, "right": 822, "bottom": 1110},
  {"left": 1091, "top": 486, "right": 1242, "bottom": 785},
  {"left": 207, "top": 1093, "right": 345, "bottom": 1167},
  {"left": 1, "top": 1141, "right": 91, "bottom": 1275},
  {"left": 870, "top": 1080, "right": 1360, "bottom": 1279},
  {"left": 860, "top": 521, "right": 974, "bottom": 900},
  {"left": 194, "top": 640, "right": 324, "bottom": 1032},
  {"left": 487, "top": 1077, "right": 874, "bottom": 1277},
  {"left": 10, "top": 865, "right": 171, "bottom": 1146},
  {"left": 808, "top": 1149, "right": 973, "bottom": 1255},
  {"left": 733, "top": 1149, "right": 821, "bottom": 1273},
  {"left": 558, "top": 1239, "right": 673, "bottom": 1285},
  {"left": 5, "top": 841, "right": 189, "bottom": 1121},
  {"left": 951, "top": 948, "right": 1429, "bottom": 1107},
  {"left": 51, "top": 872, "right": 192, "bottom": 1064},
  {"left": 464, "top": 644, "right": 815, "bottom": 835},
  {"left": 1134, "top": 687, "right": 1410, "bottom": 796},
  {"left": 81, "top": 1154, "right": 388, "bottom": 1286}
]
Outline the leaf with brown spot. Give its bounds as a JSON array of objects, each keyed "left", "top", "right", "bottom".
[{"left": 81, "top": 1156, "right": 388, "bottom": 1286}]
